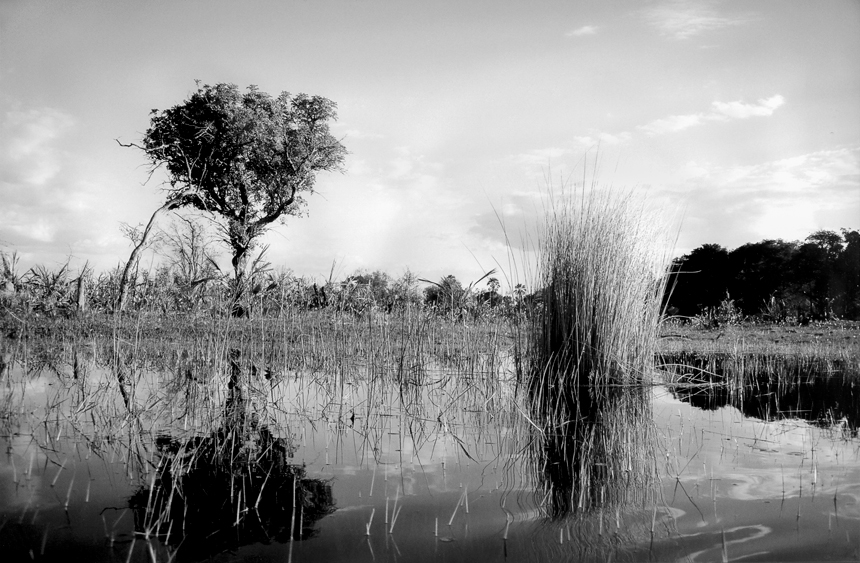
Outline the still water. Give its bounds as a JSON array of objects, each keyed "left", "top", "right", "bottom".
[{"left": 0, "top": 347, "right": 857, "bottom": 562}]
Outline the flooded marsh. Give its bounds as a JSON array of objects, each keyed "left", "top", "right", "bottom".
[{"left": 0, "top": 316, "right": 857, "bottom": 562}]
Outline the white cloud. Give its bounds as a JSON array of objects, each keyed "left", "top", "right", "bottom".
[
  {"left": 677, "top": 147, "right": 859, "bottom": 193},
  {"left": 515, "top": 147, "right": 571, "bottom": 166},
  {"left": 1, "top": 107, "right": 74, "bottom": 185},
  {"left": 0, "top": 104, "right": 147, "bottom": 266},
  {"left": 339, "top": 127, "right": 384, "bottom": 140},
  {"left": 0, "top": 107, "right": 77, "bottom": 247},
  {"left": 664, "top": 146, "right": 860, "bottom": 249},
  {"left": 574, "top": 131, "right": 632, "bottom": 147},
  {"left": 7, "top": 219, "right": 56, "bottom": 243},
  {"left": 263, "top": 147, "right": 480, "bottom": 283},
  {"left": 640, "top": 94, "right": 785, "bottom": 136},
  {"left": 639, "top": 113, "right": 709, "bottom": 136},
  {"left": 386, "top": 147, "right": 443, "bottom": 181},
  {"left": 600, "top": 131, "right": 632, "bottom": 145},
  {"left": 345, "top": 157, "right": 373, "bottom": 176},
  {"left": 677, "top": 161, "right": 711, "bottom": 180},
  {"left": 643, "top": 2, "right": 752, "bottom": 40},
  {"left": 566, "top": 25, "right": 598, "bottom": 37},
  {"left": 389, "top": 155, "right": 414, "bottom": 179},
  {"left": 711, "top": 95, "right": 785, "bottom": 119}
]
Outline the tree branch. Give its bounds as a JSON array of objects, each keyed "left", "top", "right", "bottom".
[{"left": 115, "top": 198, "right": 178, "bottom": 312}]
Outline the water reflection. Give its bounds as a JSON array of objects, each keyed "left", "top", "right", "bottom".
[
  {"left": 129, "top": 350, "right": 335, "bottom": 558},
  {"left": 662, "top": 352, "right": 858, "bottom": 436},
  {"left": 527, "top": 378, "right": 658, "bottom": 520},
  {"left": 6, "top": 333, "right": 854, "bottom": 562}
]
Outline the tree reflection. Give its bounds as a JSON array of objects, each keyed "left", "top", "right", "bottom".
[
  {"left": 129, "top": 349, "right": 335, "bottom": 558},
  {"left": 663, "top": 351, "right": 858, "bottom": 437}
]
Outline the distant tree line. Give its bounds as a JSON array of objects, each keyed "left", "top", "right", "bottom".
[
  {"left": 5, "top": 220, "right": 856, "bottom": 324},
  {"left": 666, "top": 229, "right": 860, "bottom": 322}
]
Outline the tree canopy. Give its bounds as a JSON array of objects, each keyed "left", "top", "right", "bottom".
[
  {"left": 666, "top": 228, "right": 860, "bottom": 321},
  {"left": 140, "top": 82, "right": 347, "bottom": 286}
]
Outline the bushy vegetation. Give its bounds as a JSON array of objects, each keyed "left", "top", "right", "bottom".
[
  {"left": 0, "top": 220, "right": 517, "bottom": 326},
  {"left": 666, "top": 228, "right": 860, "bottom": 322}
]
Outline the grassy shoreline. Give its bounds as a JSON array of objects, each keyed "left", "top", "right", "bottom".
[
  {"left": 659, "top": 318, "right": 860, "bottom": 357},
  {"left": 3, "top": 311, "right": 857, "bottom": 369}
]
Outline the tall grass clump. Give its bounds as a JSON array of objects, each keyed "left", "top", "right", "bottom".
[
  {"left": 516, "top": 184, "right": 673, "bottom": 517},
  {"left": 530, "top": 185, "right": 675, "bottom": 408}
]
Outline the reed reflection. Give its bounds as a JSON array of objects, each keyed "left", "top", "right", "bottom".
[{"left": 527, "top": 377, "right": 658, "bottom": 520}]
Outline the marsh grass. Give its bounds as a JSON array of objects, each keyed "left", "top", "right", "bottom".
[
  {"left": 528, "top": 187, "right": 675, "bottom": 408},
  {"left": 660, "top": 350, "right": 859, "bottom": 436},
  {"left": 659, "top": 350, "right": 859, "bottom": 384},
  {"left": 659, "top": 320, "right": 860, "bottom": 361},
  {"left": 485, "top": 185, "right": 671, "bottom": 521}
]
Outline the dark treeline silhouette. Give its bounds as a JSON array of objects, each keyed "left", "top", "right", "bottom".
[{"left": 666, "top": 228, "right": 860, "bottom": 322}]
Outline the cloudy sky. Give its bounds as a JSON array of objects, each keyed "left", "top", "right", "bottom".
[{"left": 1, "top": 0, "right": 858, "bottom": 287}]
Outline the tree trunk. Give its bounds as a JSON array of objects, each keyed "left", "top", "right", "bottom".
[
  {"left": 230, "top": 244, "right": 251, "bottom": 317},
  {"left": 75, "top": 271, "right": 87, "bottom": 313},
  {"left": 229, "top": 224, "right": 254, "bottom": 317},
  {"left": 116, "top": 201, "right": 171, "bottom": 313}
]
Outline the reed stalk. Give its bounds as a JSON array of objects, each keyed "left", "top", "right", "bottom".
[{"left": 365, "top": 508, "right": 375, "bottom": 536}]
